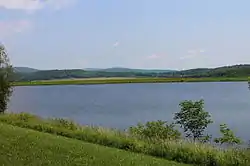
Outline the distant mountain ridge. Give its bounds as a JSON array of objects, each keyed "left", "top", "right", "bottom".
[
  {"left": 12, "top": 64, "right": 250, "bottom": 82},
  {"left": 14, "top": 67, "right": 175, "bottom": 73},
  {"left": 14, "top": 67, "right": 39, "bottom": 73},
  {"left": 85, "top": 67, "right": 176, "bottom": 73}
]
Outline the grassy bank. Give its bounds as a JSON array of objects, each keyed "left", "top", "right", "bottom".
[
  {"left": 0, "top": 113, "right": 249, "bottom": 166},
  {"left": 0, "top": 123, "right": 189, "bottom": 166},
  {"left": 13, "top": 77, "right": 249, "bottom": 86}
]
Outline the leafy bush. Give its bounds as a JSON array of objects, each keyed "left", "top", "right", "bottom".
[
  {"left": 128, "top": 120, "right": 181, "bottom": 141},
  {"left": 214, "top": 124, "right": 242, "bottom": 146},
  {"left": 51, "top": 118, "right": 79, "bottom": 130}
]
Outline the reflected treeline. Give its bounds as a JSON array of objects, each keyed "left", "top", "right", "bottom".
[{"left": 248, "top": 81, "right": 250, "bottom": 90}]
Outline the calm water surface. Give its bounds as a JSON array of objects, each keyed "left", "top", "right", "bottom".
[{"left": 9, "top": 82, "right": 250, "bottom": 141}]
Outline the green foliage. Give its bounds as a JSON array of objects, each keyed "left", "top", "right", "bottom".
[
  {"left": 51, "top": 118, "right": 79, "bottom": 130},
  {"left": 0, "top": 113, "right": 250, "bottom": 166},
  {"left": 174, "top": 99, "right": 213, "bottom": 141},
  {"left": 17, "top": 112, "right": 38, "bottom": 122},
  {"left": 214, "top": 124, "right": 242, "bottom": 146},
  {"left": 128, "top": 120, "right": 181, "bottom": 141},
  {"left": 198, "top": 134, "right": 213, "bottom": 143},
  {"left": 0, "top": 44, "right": 13, "bottom": 113},
  {"left": 178, "top": 64, "right": 250, "bottom": 77}
]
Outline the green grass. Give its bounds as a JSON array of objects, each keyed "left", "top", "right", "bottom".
[
  {"left": 0, "top": 123, "right": 190, "bottom": 166},
  {"left": 0, "top": 113, "right": 250, "bottom": 166},
  {"left": 13, "top": 77, "right": 249, "bottom": 86}
]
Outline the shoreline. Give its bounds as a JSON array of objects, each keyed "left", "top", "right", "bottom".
[
  {"left": 0, "top": 112, "right": 249, "bottom": 166},
  {"left": 12, "top": 77, "right": 249, "bottom": 86}
]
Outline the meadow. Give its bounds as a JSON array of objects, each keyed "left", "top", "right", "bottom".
[
  {"left": 0, "top": 122, "right": 189, "bottom": 166},
  {"left": 13, "top": 77, "right": 249, "bottom": 86}
]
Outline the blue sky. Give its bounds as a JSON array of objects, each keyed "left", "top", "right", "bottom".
[{"left": 1, "top": 0, "right": 250, "bottom": 70}]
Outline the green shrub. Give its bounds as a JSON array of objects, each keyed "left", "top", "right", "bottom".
[
  {"left": 128, "top": 120, "right": 181, "bottom": 141},
  {"left": 214, "top": 124, "right": 242, "bottom": 146},
  {"left": 51, "top": 118, "right": 79, "bottom": 130}
]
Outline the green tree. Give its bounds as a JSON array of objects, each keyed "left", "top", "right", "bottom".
[
  {"left": 0, "top": 44, "right": 13, "bottom": 113},
  {"left": 199, "top": 134, "right": 212, "bottom": 143},
  {"left": 214, "top": 124, "right": 242, "bottom": 146},
  {"left": 174, "top": 99, "right": 213, "bottom": 141},
  {"left": 128, "top": 120, "right": 181, "bottom": 141}
]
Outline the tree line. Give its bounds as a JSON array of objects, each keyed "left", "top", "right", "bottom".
[{"left": 13, "top": 65, "right": 250, "bottom": 82}]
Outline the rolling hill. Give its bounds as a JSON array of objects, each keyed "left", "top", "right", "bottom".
[
  {"left": 85, "top": 67, "right": 176, "bottom": 73},
  {"left": 12, "top": 64, "right": 250, "bottom": 81},
  {"left": 176, "top": 64, "right": 250, "bottom": 77},
  {"left": 14, "top": 67, "right": 39, "bottom": 73}
]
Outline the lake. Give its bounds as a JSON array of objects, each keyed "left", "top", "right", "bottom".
[{"left": 8, "top": 82, "right": 250, "bottom": 142}]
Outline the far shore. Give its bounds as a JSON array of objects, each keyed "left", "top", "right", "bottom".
[{"left": 12, "top": 77, "right": 249, "bottom": 86}]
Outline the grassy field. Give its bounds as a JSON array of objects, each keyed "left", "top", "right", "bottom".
[
  {"left": 13, "top": 77, "right": 249, "bottom": 86},
  {"left": 0, "top": 123, "right": 190, "bottom": 166},
  {"left": 0, "top": 113, "right": 249, "bottom": 166}
]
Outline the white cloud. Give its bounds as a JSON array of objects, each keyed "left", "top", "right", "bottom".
[
  {"left": 113, "top": 41, "right": 119, "bottom": 47},
  {"left": 180, "top": 49, "right": 206, "bottom": 60},
  {"left": 187, "top": 49, "right": 205, "bottom": 55},
  {"left": 0, "top": 0, "right": 76, "bottom": 11},
  {"left": 179, "top": 54, "right": 195, "bottom": 60},
  {"left": 0, "top": 20, "right": 32, "bottom": 38},
  {"left": 0, "top": 0, "right": 42, "bottom": 10},
  {"left": 147, "top": 54, "right": 159, "bottom": 59},
  {"left": 0, "top": 1, "right": 76, "bottom": 39},
  {"left": 46, "top": 0, "right": 77, "bottom": 10},
  {"left": 199, "top": 49, "right": 205, "bottom": 53}
]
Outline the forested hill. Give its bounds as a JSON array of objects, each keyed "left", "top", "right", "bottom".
[
  {"left": 12, "top": 64, "right": 250, "bottom": 81},
  {"left": 85, "top": 67, "right": 174, "bottom": 73},
  {"left": 177, "top": 64, "right": 250, "bottom": 77}
]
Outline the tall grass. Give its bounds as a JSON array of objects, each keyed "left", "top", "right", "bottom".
[{"left": 0, "top": 112, "right": 250, "bottom": 166}]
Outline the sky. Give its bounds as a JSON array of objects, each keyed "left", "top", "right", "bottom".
[{"left": 1, "top": 0, "right": 250, "bottom": 70}]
